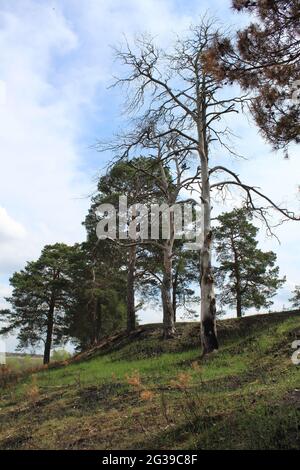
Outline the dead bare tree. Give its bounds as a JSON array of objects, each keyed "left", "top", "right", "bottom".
[{"left": 102, "top": 19, "right": 299, "bottom": 353}]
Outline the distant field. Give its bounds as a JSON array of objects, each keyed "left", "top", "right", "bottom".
[{"left": 5, "top": 354, "right": 43, "bottom": 371}]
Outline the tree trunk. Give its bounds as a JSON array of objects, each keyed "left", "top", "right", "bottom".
[
  {"left": 158, "top": 162, "right": 176, "bottom": 337},
  {"left": 232, "top": 242, "right": 242, "bottom": 318},
  {"left": 43, "top": 296, "right": 55, "bottom": 365},
  {"left": 127, "top": 244, "right": 136, "bottom": 332},
  {"left": 199, "top": 154, "right": 218, "bottom": 354},
  {"left": 162, "top": 244, "right": 176, "bottom": 338},
  {"left": 234, "top": 261, "right": 242, "bottom": 318},
  {"left": 172, "top": 266, "right": 179, "bottom": 323},
  {"left": 236, "top": 294, "right": 242, "bottom": 319}
]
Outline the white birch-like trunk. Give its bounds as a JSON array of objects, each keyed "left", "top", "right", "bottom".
[
  {"left": 162, "top": 242, "right": 176, "bottom": 338},
  {"left": 159, "top": 162, "right": 176, "bottom": 338},
  {"left": 200, "top": 154, "right": 218, "bottom": 353}
]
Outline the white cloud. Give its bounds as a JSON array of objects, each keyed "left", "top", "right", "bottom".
[
  {"left": 0, "top": 3, "right": 93, "bottom": 284},
  {"left": 0, "top": 207, "right": 28, "bottom": 276},
  {"left": 0, "top": 207, "right": 26, "bottom": 242}
]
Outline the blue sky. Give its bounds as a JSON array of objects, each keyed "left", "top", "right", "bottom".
[{"left": 0, "top": 0, "right": 299, "bottom": 352}]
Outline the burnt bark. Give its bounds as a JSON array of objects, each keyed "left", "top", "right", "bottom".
[
  {"left": 200, "top": 229, "right": 218, "bottom": 353},
  {"left": 172, "top": 265, "right": 179, "bottom": 323}
]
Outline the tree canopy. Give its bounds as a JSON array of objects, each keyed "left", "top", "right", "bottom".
[
  {"left": 0, "top": 244, "right": 76, "bottom": 363},
  {"left": 214, "top": 208, "right": 285, "bottom": 317},
  {"left": 205, "top": 0, "right": 300, "bottom": 150}
]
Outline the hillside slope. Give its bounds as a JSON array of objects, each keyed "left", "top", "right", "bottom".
[{"left": 0, "top": 311, "right": 299, "bottom": 450}]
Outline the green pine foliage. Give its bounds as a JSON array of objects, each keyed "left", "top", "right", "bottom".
[{"left": 214, "top": 208, "right": 285, "bottom": 317}]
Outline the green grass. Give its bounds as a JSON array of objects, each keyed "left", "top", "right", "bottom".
[{"left": 0, "top": 311, "right": 299, "bottom": 450}]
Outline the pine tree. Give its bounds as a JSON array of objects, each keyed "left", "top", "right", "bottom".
[
  {"left": 214, "top": 209, "right": 285, "bottom": 317},
  {"left": 205, "top": 0, "right": 300, "bottom": 149},
  {"left": 65, "top": 242, "right": 127, "bottom": 351},
  {"left": 0, "top": 243, "right": 77, "bottom": 364},
  {"left": 84, "top": 157, "right": 163, "bottom": 333}
]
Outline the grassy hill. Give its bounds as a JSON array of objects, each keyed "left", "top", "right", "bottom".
[{"left": 0, "top": 311, "right": 299, "bottom": 450}]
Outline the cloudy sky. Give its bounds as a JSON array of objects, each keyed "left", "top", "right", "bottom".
[{"left": 0, "top": 0, "right": 299, "bottom": 351}]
